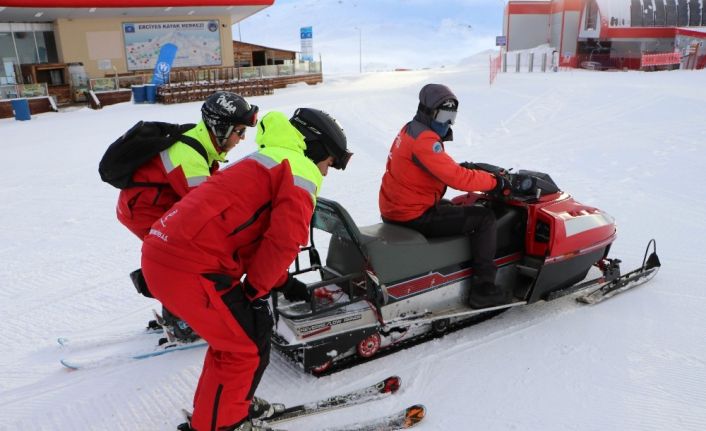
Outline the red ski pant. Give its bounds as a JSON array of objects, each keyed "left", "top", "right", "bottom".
[{"left": 141, "top": 256, "right": 272, "bottom": 431}]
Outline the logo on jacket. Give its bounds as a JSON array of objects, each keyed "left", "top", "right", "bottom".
[
  {"left": 432, "top": 142, "right": 443, "bottom": 153},
  {"left": 160, "top": 208, "right": 179, "bottom": 227}
]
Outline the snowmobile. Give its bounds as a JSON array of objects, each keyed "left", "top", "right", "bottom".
[{"left": 271, "top": 165, "right": 660, "bottom": 374}]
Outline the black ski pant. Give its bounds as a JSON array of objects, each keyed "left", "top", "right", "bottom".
[{"left": 385, "top": 203, "right": 497, "bottom": 283}]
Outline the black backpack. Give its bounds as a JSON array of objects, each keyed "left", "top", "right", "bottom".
[{"left": 99, "top": 121, "right": 208, "bottom": 189}]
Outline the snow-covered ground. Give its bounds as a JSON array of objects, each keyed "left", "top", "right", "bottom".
[{"left": 2, "top": 61, "right": 706, "bottom": 430}]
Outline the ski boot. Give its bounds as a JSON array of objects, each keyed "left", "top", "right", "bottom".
[
  {"left": 177, "top": 417, "right": 271, "bottom": 431},
  {"left": 249, "top": 396, "right": 285, "bottom": 420},
  {"left": 161, "top": 307, "right": 200, "bottom": 343}
]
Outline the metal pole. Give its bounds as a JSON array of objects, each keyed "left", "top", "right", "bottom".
[
  {"left": 359, "top": 28, "right": 362, "bottom": 73},
  {"left": 355, "top": 27, "right": 362, "bottom": 73}
]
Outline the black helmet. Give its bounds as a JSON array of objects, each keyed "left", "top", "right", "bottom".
[
  {"left": 201, "top": 91, "right": 258, "bottom": 146},
  {"left": 290, "top": 108, "right": 352, "bottom": 170}
]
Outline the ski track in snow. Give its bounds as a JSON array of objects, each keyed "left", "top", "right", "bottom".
[{"left": 2, "top": 62, "right": 706, "bottom": 430}]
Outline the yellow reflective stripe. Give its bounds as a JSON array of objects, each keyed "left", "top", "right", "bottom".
[
  {"left": 293, "top": 175, "right": 317, "bottom": 196},
  {"left": 248, "top": 152, "right": 278, "bottom": 169},
  {"left": 160, "top": 149, "right": 175, "bottom": 172},
  {"left": 163, "top": 141, "right": 211, "bottom": 178},
  {"left": 160, "top": 122, "right": 220, "bottom": 180},
  {"left": 187, "top": 176, "right": 208, "bottom": 187},
  {"left": 245, "top": 150, "right": 322, "bottom": 203}
]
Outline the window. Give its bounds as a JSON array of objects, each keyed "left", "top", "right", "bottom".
[
  {"left": 0, "top": 23, "right": 58, "bottom": 84},
  {"left": 35, "top": 31, "right": 58, "bottom": 63},
  {"left": 585, "top": 0, "right": 598, "bottom": 30},
  {"left": 14, "top": 32, "right": 38, "bottom": 65},
  {"left": 0, "top": 32, "right": 17, "bottom": 84}
]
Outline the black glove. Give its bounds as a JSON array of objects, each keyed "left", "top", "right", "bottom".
[
  {"left": 460, "top": 161, "right": 507, "bottom": 176},
  {"left": 278, "top": 276, "right": 310, "bottom": 302},
  {"left": 493, "top": 173, "right": 512, "bottom": 196},
  {"left": 242, "top": 277, "right": 270, "bottom": 302}
]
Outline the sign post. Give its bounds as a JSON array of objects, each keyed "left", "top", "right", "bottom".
[{"left": 300, "top": 26, "right": 314, "bottom": 62}]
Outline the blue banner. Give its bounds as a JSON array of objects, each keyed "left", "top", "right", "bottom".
[
  {"left": 300, "top": 26, "right": 314, "bottom": 62},
  {"left": 151, "top": 43, "right": 178, "bottom": 85},
  {"left": 300, "top": 26, "right": 313, "bottom": 39}
]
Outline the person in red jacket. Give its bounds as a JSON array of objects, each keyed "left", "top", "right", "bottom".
[
  {"left": 117, "top": 91, "right": 258, "bottom": 340},
  {"left": 141, "top": 108, "right": 351, "bottom": 431},
  {"left": 379, "top": 83, "right": 511, "bottom": 309}
]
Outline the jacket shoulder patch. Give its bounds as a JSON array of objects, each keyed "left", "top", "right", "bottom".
[{"left": 432, "top": 142, "right": 444, "bottom": 153}]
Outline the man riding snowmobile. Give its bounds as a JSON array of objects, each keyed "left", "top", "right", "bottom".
[{"left": 379, "top": 83, "right": 513, "bottom": 308}]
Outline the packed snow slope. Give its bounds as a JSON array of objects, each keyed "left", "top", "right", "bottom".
[{"left": 1, "top": 62, "right": 705, "bottom": 430}]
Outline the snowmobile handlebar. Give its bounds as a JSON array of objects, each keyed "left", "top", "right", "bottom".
[{"left": 461, "top": 162, "right": 561, "bottom": 199}]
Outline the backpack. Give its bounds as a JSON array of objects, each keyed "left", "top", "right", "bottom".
[{"left": 99, "top": 121, "right": 208, "bottom": 189}]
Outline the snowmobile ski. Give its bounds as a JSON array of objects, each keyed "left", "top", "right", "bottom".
[
  {"left": 264, "top": 375, "right": 402, "bottom": 424},
  {"left": 577, "top": 239, "right": 660, "bottom": 305}
]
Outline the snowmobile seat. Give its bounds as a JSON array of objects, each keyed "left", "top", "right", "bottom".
[
  {"left": 361, "top": 224, "right": 471, "bottom": 284},
  {"left": 324, "top": 206, "right": 525, "bottom": 285},
  {"left": 327, "top": 222, "right": 471, "bottom": 285}
]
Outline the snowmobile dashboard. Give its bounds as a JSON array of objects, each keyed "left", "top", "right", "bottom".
[{"left": 506, "top": 169, "right": 561, "bottom": 200}]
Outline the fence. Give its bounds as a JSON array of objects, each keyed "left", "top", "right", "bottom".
[
  {"left": 489, "top": 52, "right": 502, "bottom": 85},
  {"left": 501, "top": 51, "right": 557, "bottom": 73},
  {"left": 157, "top": 80, "right": 274, "bottom": 104},
  {"left": 145, "top": 61, "right": 322, "bottom": 86},
  {"left": 640, "top": 52, "right": 681, "bottom": 69},
  {"left": 0, "top": 82, "right": 49, "bottom": 100}
]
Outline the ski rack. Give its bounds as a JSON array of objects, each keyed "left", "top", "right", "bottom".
[
  {"left": 276, "top": 269, "right": 369, "bottom": 319},
  {"left": 280, "top": 197, "right": 378, "bottom": 320}
]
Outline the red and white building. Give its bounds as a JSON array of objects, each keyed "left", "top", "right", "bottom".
[{"left": 503, "top": 0, "right": 706, "bottom": 69}]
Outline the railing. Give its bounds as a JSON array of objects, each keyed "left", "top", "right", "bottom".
[
  {"left": 640, "top": 52, "right": 681, "bottom": 68},
  {"left": 0, "top": 82, "right": 49, "bottom": 100},
  {"left": 90, "top": 75, "right": 147, "bottom": 92},
  {"left": 489, "top": 52, "right": 502, "bottom": 86},
  {"left": 151, "top": 61, "right": 322, "bottom": 85}
]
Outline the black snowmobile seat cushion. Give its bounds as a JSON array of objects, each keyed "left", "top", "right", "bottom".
[{"left": 356, "top": 223, "right": 471, "bottom": 284}]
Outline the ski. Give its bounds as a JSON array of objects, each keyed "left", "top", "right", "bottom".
[
  {"left": 265, "top": 375, "right": 402, "bottom": 424},
  {"left": 57, "top": 324, "right": 163, "bottom": 349},
  {"left": 60, "top": 338, "right": 208, "bottom": 370},
  {"left": 320, "top": 404, "right": 425, "bottom": 431},
  {"left": 184, "top": 404, "right": 425, "bottom": 431}
]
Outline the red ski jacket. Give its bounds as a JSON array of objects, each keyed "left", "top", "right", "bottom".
[
  {"left": 116, "top": 121, "right": 226, "bottom": 239},
  {"left": 379, "top": 121, "right": 497, "bottom": 222},
  {"left": 142, "top": 111, "right": 322, "bottom": 299}
]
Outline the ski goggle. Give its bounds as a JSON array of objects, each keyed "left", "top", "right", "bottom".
[
  {"left": 241, "top": 105, "right": 259, "bottom": 127},
  {"left": 434, "top": 109, "right": 457, "bottom": 125},
  {"left": 333, "top": 150, "right": 353, "bottom": 170}
]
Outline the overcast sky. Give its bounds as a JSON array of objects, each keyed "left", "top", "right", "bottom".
[{"left": 236, "top": 0, "right": 507, "bottom": 74}]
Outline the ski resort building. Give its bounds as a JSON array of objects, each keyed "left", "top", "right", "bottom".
[
  {"left": 0, "top": 0, "right": 274, "bottom": 105},
  {"left": 503, "top": 0, "right": 706, "bottom": 69}
]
